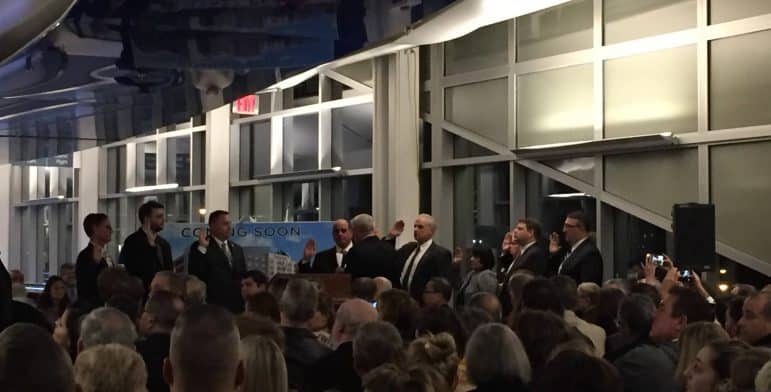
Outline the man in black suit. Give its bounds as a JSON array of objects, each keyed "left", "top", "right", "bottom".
[
  {"left": 549, "top": 211, "right": 603, "bottom": 285},
  {"left": 297, "top": 219, "right": 353, "bottom": 273},
  {"left": 136, "top": 290, "right": 184, "bottom": 392},
  {"left": 499, "top": 218, "right": 547, "bottom": 316},
  {"left": 396, "top": 214, "right": 452, "bottom": 302},
  {"left": 119, "top": 201, "right": 173, "bottom": 290},
  {"left": 343, "top": 214, "right": 400, "bottom": 284},
  {"left": 188, "top": 210, "right": 248, "bottom": 313}
]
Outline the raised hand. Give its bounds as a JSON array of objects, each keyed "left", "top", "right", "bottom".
[
  {"left": 389, "top": 220, "right": 405, "bottom": 238},
  {"left": 641, "top": 253, "right": 657, "bottom": 284},
  {"left": 303, "top": 238, "right": 316, "bottom": 260},
  {"left": 197, "top": 228, "right": 209, "bottom": 248},
  {"left": 549, "top": 232, "right": 562, "bottom": 254},
  {"left": 453, "top": 246, "right": 464, "bottom": 265},
  {"left": 501, "top": 232, "right": 512, "bottom": 254}
]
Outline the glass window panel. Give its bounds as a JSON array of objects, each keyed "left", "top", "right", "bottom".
[
  {"left": 710, "top": 0, "right": 771, "bottom": 24},
  {"left": 322, "top": 78, "right": 356, "bottom": 102},
  {"left": 710, "top": 29, "right": 771, "bottom": 130},
  {"left": 445, "top": 21, "right": 508, "bottom": 75},
  {"left": 191, "top": 132, "right": 205, "bottom": 186},
  {"left": 234, "top": 185, "right": 275, "bottom": 222},
  {"left": 420, "top": 169, "right": 432, "bottom": 215},
  {"left": 282, "top": 76, "right": 319, "bottom": 109},
  {"left": 281, "top": 181, "right": 319, "bottom": 221},
  {"left": 516, "top": 0, "right": 593, "bottom": 61},
  {"left": 420, "top": 91, "right": 430, "bottom": 115},
  {"left": 332, "top": 104, "right": 373, "bottom": 169},
  {"left": 420, "top": 45, "right": 431, "bottom": 82},
  {"left": 604, "top": 0, "right": 696, "bottom": 45},
  {"left": 543, "top": 157, "right": 596, "bottom": 185},
  {"left": 605, "top": 45, "right": 697, "bottom": 138},
  {"left": 136, "top": 142, "right": 157, "bottom": 186},
  {"left": 334, "top": 61, "right": 373, "bottom": 87},
  {"left": 611, "top": 205, "right": 668, "bottom": 278},
  {"left": 453, "top": 163, "right": 510, "bottom": 250},
  {"left": 605, "top": 149, "right": 699, "bottom": 217},
  {"left": 422, "top": 122, "right": 432, "bottom": 163},
  {"left": 331, "top": 175, "right": 372, "bottom": 219},
  {"left": 283, "top": 114, "right": 319, "bottom": 172},
  {"left": 524, "top": 168, "right": 595, "bottom": 242},
  {"left": 445, "top": 78, "right": 509, "bottom": 146},
  {"left": 240, "top": 122, "right": 271, "bottom": 179},
  {"left": 167, "top": 136, "right": 191, "bottom": 186},
  {"left": 106, "top": 146, "right": 126, "bottom": 194},
  {"left": 517, "top": 64, "right": 594, "bottom": 147},
  {"left": 711, "top": 141, "right": 771, "bottom": 265},
  {"left": 453, "top": 134, "right": 496, "bottom": 159}
]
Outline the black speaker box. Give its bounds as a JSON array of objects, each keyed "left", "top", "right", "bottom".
[{"left": 672, "top": 203, "right": 716, "bottom": 271}]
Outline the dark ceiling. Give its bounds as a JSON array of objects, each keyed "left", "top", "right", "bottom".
[{"left": 0, "top": 0, "right": 454, "bottom": 163}]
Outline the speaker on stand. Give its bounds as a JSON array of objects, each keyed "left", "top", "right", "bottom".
[{"left": 672, "top": 203, "right": 716, "bottom": 272}]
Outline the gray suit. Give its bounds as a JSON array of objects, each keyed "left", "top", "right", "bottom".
[{"left": 456, "top": 269, "right": 498, "bottom": 308}]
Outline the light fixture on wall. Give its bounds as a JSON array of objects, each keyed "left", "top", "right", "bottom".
[
  {"left": 125, "top": 183, "right": 179, "bottom": 193},
  {"left": 546, "top": 192, "right": 590, "bottom": 199},
  {"left": 513, "top": 133, "right": 678, "bottom": 160},
  {"left": 253, "top": 167, "right": 343, "bottom": 181}
]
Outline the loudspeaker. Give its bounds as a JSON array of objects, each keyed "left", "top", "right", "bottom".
[{"left": 672, "top": 203, "right": 716, "bottom": 271}]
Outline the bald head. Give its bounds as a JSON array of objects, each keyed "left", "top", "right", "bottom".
[
  {"left": 414, "top": 214, "right": 437, "bottom": 244},
  {"left": 332, "top": 299, "right": 379, "bottom": 345},
  {"left": 332, "top": 219, "right": 352, "bottom": 249}
]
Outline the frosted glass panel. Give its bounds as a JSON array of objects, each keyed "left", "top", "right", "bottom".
[
  {"left": 605, "top": 45, "right": 697, "bottom": 137},
  {"left": 711, "top": 141, "right": 771, "bottom": 264},
  {"left": 710, "top": 0, "right": 771, "bottom": 24},
  {"left": 445, "top": 78, "right": 509, "bottom": 146},
  {"left": 334, "top": 61, "right": 372, "bottom": 87},
  {"left": 516, "top": 0, "right": 593, "bottom": 61},
  {"left": 605, "top": 0, "right": 696, "bottom": 44},
  {"left": 710, "top": 29, "right": 771, "bottom": 130},
  {"left": 517, "top": 64, "right": 594, "bottom": 147},
  {"left": 445, "top": 22, "right": 508, "bottom": 76},
  {"left": 543, "top": 157, "right": 595, "bottom": 185},
  {"left": 605, "top": 149, "right": 699, "bottom": 217}
]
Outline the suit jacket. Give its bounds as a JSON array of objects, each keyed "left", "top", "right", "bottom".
[
  {"left": 396, "top": 241, "right": 452, "bottom": 301},
  {"left": 298, "top": 247, "right": 340, "bottom": 274},
  {"left": 552, "top": 238, "right": 604, "bottom": 285},
  {"left": 498, "top": 244, "right": 546, "bottom": 317},
  {"left": 283, "top": 326, "right": 332, "bottom": 391},
  {"left": 136, "top": 333, "right": 171, "bottom": 392},
  {"left": 0, "top": 259, "right": 11, "bottom": 331},
  {"left": 119, "top": 229, "right": 173, "bottom": 290},
  {"left": 305, "top": 341, "right": 360, "bottom": 392},
  {"left": 188, "top": 238, "right": 247, "bottom": 313},
  {"left": 76, "top": 243, "right": 108, "bottom": 304},
  {"left": 343, "top": 236, "right": 400, "bottom": 284}
]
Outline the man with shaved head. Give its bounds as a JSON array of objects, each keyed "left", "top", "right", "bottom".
[
  {"left": 396, "top": 214, "right": 452, "bottom": 302},
  {"left": 307, "top": 298, "right": 379, "bottom": 392},
  {"left": 298, "top": 219, "right": 353, "bottom": 273}
]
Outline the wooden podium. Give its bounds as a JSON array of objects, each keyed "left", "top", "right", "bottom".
[{"left": 277, "top": 273, "right": 352, "bottom": 302}]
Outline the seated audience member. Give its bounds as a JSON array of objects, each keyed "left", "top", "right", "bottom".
[
  {"left": 468, "top": 292, "right": 503, "bottom": 322},
  {"left": 268, "top": 275, "right": 291, "bottom": 302},
  {"left": 150, "top": 271, "right": 186, "bottom": 297},
  {"left": 37, "top": 275, "right": 71, "bottom": 325},
  {"left": 241, "top": 336, "right": 288, "bottom": 392},
  {"left": 737, "top": 291, "right": 771, "bottom": 347},
  {"left": 183, "top": 275, "right": 206, "bottom": 306},
  {"left": 683, "top": 340, "right": 749, "bottom": 392},
  {"left": 724, "top": 295, "right": 746, "bottom": 338},
  {"left": 75, "top": 343, "right": 148, "bottom": 392},
  {"left": 0, "top": 323, "right": 75, "bottom": 392},
  {"left": 243, "top": 291, "right": 280, "bottom": 322},
  {"left": 137, "top": 291, "right": 185, "bottom": 392},
  {"left": 353, "top": 321, "right": 405, "bottom": 377},
  {"left": 98, "top": 267, "right": 145, "bottom": 305},
  {"left": 603, "top": 278, "right": 631, "bottom": 295},
  {"left": 465, "top": 323, "right": 531, "bottom": 392},
  {"left": 534, "top": 350, "right": 623, "bottom": 392},
  {"left": 595, "top": 288, "right": 626, "bottom": 336},
  {"left": 377, "top": 289, "right": 420, "bottom": 344},
  {"left": 415, "top": 305, "right": 466, "bottom": 356},
  {"left": 456, "top": 247, "right": 498, "bottom": 308},
  {"left": 163, "top": 305, "right": 243, "bottom": 392},
  {"left": 60, "top": 263, "right": 78, "bottom": 303},
  {"left": 408, "top": 332, "right": 460, "bottom": 390},
  {"left": 241, "top": 270, "right": 268, "bottom": 303},
  {"left": 576, "top": 282, "right": 601, "bottom": 320},
  {"left": 79, "top": 306, "right": 139, "bottom": 352},
  {"left": 674, "top": 321, "right": 730, "bottom": 388},
  {"left": 310, "top": 291, "right": 335, "bottom": 348},
  {"left": 279, "top": 278, "right": 331, "bottom": 390},
  {"left": 107, "top": 294, "right": 143, "bottom": 325},
  {"left": 551, "top": 275, "right": 607, "bottom": 357},
  {"left": 373, "top": 277, "right": 392, "bottom": 299},
  {"left": 604, "top": 294, "right": 656, "bottom": 361},
  {"left": 54, "top": 301, "right": 98, "bottom": 360},
  {"left": 422, "top": 277, "right": 452, "bottom": 307},
  {"left": 352, "top": 277, "right": 378, "bottom": 303},
  {"left": 234, "top": 315, "right": 285, "bottom": 349},
  {"left": 755, "top": 359, "right": 771, "bottom": 392},
  {"left": 362, "top": 364, "right": 448, "bottom": 392},
  {"left": 307, "top": 298, "right": 379, "bottom": 392},
  {"left": 504, "top": 271, "right": 534, "bottom": 322},
  {"left": 458, "top": 307, "right": 493, "bottom": 338},
  {"left": 729, "top": 347, "right": 771, "bottom": 392},
  {"left": 511, "top": 310, "right": 571, "bottom": 379}
]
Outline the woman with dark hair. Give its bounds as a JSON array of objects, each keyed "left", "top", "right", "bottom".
[
  {"left": 53, "top": 300, "right": 99, "bottom": 360},
  {"left": 455, "top": 247, "right": 498, "bottom": 308},
  {"left": 37, "top": 275, "right": 70, "bottom": 324}
]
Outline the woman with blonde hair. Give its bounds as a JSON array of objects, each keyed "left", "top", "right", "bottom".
[
  {"left": 241, "top": 335, "right": 288, "bottom": 392},
  {"left": 74, "top": 343, "right": 148, "bottom": 392},
  {"left": 675, "top": 321, "right": 729, "bottom": 388},
  {"left": 407, "top": 332, "right": 461, "bottom": 390}
]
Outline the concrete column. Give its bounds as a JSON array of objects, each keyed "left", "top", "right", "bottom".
[
  {"left": 0, "top": 164, "right": 11, "bottom": 267},
  {"left": 205, "top": 104, "right": 231, "bottom": 213},
  {"left": 77, "top": 148, "right": 100, "bottom": 250}
]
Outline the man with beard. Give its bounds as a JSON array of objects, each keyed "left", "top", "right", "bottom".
[{"left": 120, "top": 201, "right": 173, "bottom": 290}]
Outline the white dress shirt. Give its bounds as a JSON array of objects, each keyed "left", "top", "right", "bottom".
[
  {"left": 400, "top": 239, "right": 433, "bottom": 289},
  {"left": 335, "top": 242, "right": 354, "bottom": 268}
]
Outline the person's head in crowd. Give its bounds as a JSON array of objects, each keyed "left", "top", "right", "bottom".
[
  {"left": 78, "top": 306, "right": 138, "bottom": 352},
  {"left": 629, "top": 281, "right": 662, "bottom": 307},
  {"left": 106, "top": 294, "right": 143, "bottom": 324},
  {"left": 737, "top": 291, "right": 771, "bottom": 346},
  {"left": 506, "top": 271, "right": 535, "bottom": 319},
  {"left": 235, "top": 315, "right": 285, "bottom": 350},
  {"left": 548, "top": 331, "right": 596, "bottom": 361},
  {"left": 513, "top": 218, "right": 542, "bottom": 247},
  {"left": 150, "top": 271, "right": 186, "bottom": 297},
  {"left": 377, "top": 289, "right": 420, "bottom": 344},
  {"left": 511, "top": 310, "right": 570, "bottom": 379},
  {"left": 603, "top": 278, "right": 631, "bottom": 295},
  {"left": 617, "top": 293, "right": 656, "bottom": 340},
  {"left": 139, "top": 290, "right": 184, "bottom": 337},
  {"left": 54, "top": 301, "right": 98, "bottom": 360},
  {"left": 60, "top": 263, "right": 76, "bottom": 287},
  {"left": 208, "top": 210, "right": 232, "bottom": 242},
  {"left": 74, "top": 343, "right": 147, "bottom": 392},
  {"left": 332, "top": 219, "right": 353, "bottom": 249},
  {"left": 675, "top": 321, "right": 730, "bottom": 388},
  {"left": 596, "top": 288, "right": 626, "bottom": 335},
  {"left": 457, "top": 307, "right": 493, "bottom": 339},
  {"left": 279, "top": 278, "right": 318, "bottom": 328},
  {"left": 38, "top": 275, "right": 70, "bottom": 311},
  {"left": 534, "top": 350, "right": 623, "bottom": 392},
  {"left": 755, "top": 360, "right": 771, "bottom": 392},
  {"left": 413, "top": 214, "right": 437, "bottom": 245},
  {"left": 563, "top": 211, "right": 590, "bottom": 246},
  {"left": 332, "top": 298, "right": 378, "bottom": 347},
  {"left": 468, "top": 292, "right": 502, "bottom": 322},
  {"left": 353, "top": 321, "right": 405, "bottom": 376},
  {"left": 309, "top": 290, "right": 334, "bottom": 333},
  {"left": 576, "top": 282, "right": 601, "bottom": 313},
  {"left": 98, "top": 267, "right": 144, "bottom": 304},
  {"left": 422, "top": 277, "right": 452, "bottom": 307},
  {"left": 164, "top": 304, "right": 243, "bottom": 392},
  {"left": 0, "top": 323, "right": 74, "bottom": 392},
  {"left": 520, "top": 278, "right": 564, "bottom": 316},
  {"left": 268, "top": 275, "right": 291, "bottom": 302},
  {"left": 725, "top": 295, "right": 746, "bottom": 339},
  {"left": 415, "top": 305, "right": 466, "bottom": 356},
  {"left": 245, "top": 292, "right": 280, "bottom": 323},
  {"left": 650, "top": 286, "right": 714, "bottom": 343},
  {"left": 373, "top": 277, "right": 392, "bottom": 299},
  {"left": 731, "top": 283, "right": 757, "bottom": 297},
  {"left": 83, "top": 213, "right": 112, "bottom": 246},
  {"left": 138, "top": 200, "right": 165, "bottom": 233},
  {"left": 551, "top": 275, "right": 579, "bottom": 312},
  {"left": 466, "top": 323, "right": 532, "bottom": 388},
  {"left": 351, "top": 214, "right": 376, "bottom": 242},
  {"left": 407, "top": 332, "right": 460, "bottom": 390},
  {"left": 362, "top": 364, "right": 448, "bottom": 392},
  {"left": 729, "top": 347, "right": 771, "bottom": 392},
  {"left": 241, "top": 270, "right": 268, "bottom": 302},
  {"left": 184, "top": 275, "right": 207, "bottom": 306},
  {"left": 240, "top": 336, "right": 288, "bottom": 392},
  {"left": 352, "top": 277, "right": 378, "bottom": 302},
  {"left": 683, "top": 339, "right": 748, "bottom": 392},
  {"left": 9, "top": 269, "right": 23, "bottom": 284},
  {"left": 468, "top": 246, "right": 495, "bottom": 272}
]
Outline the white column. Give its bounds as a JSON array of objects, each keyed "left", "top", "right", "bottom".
[
  {"left": 205, "top": 104, "right": 232, "bottom": 213},
  {"left": 77, "top": 148, "right": 100, "bottom": 250},
  {"left": 0, "top": 164, "right": 11, "bottom": 267}
]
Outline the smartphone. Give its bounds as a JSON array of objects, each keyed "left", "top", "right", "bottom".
[
  {"left": 651, "top": 254, "right": 665, "bottom": 267},
  {"left": 370, "top": 301, "right": 377, "bottom": 309},
  {"left": 679, "top": 269, "right": 693, "bottom": 283}
]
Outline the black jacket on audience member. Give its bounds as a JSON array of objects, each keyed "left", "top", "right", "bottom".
[
  {"left": 306, "top": 341, "right": 360, "bottom": 392},
  {"left": 613, "top": 340, "right": 677, "bottom": 392},
  {"left": 469, "top": 376, "right": 529, "bottom": 392},
  {"left": 343, "top": 236, "right": 400, "bottom": 284},
  {"left": 396, "top": 241, "right": 452, "bottom": 301},
  {"left": 75, "top": 243, "right": 108, "bottom": 304},
  {"left": 136, "top": 333, "right": 171, "bottom": 392},
  {"left": 283, "top": 326, "right": 332, "bottom": 391},
  {"left": 0, "top": 258, "right": 12, "bottom": 331},
  {"left": 550, "top": 239, "right": 603, "bottom": 285},
  {"left": 119, "top": 229, "right": 173, "bottom": 290},
  {"left": 187, "top": 238, "right": 247, "bottom": 313},
  {"left": 298, "top": 247, "right": 340, "bottom": 274}
]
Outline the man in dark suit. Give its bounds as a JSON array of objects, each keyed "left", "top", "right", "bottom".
[
  {"left": 297, "top": 219, "right": 353, "bottom": 273},
  {"left": 549, "top": 211, "right": 603, "bottom": 285},
  {"left": 499, "top": 218, "right": 547, "bottom": 316},
  {"left": 119, "top": 201, "right": 173, "bottom": 290},
  {"left": 343, "top": 214, "right": 400, "bottom": 284},
  {"left": 136, "top": 290, "right": 184, "bottom": 392},
  {"left": 396, "top": 214, "right": 452, "bottom": 302},
  {"left": 188, "top": 210, "right": 248, "bottom": 313}
]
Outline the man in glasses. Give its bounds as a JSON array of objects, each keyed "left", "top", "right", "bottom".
[{"left": 548, "top": 210, "right": 603, "bottom": 285}]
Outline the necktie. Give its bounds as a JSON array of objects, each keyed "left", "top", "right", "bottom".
[
  {"left": 401, "top": 245, "right": 421, "bottom": 289},
  {"left": 222, "top": 241, "right": 233, "bottom": 267},
  {"left": 558, "top": 250, "right": 571, "bottom": 274}
]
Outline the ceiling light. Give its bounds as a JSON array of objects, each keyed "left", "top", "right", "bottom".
[
  {"left": 718, "top": 283, "right": 729, "bottom": 292},
  {"left": 719, "top": 269, "right": 727, "bottom": 275}
]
